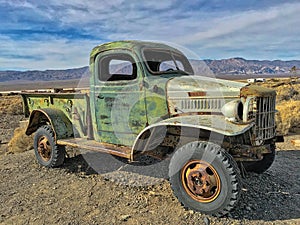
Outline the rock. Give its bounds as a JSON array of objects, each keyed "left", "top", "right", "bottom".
[
  {"left": 246, "top": 206, "right": 252, "bottom": 211},
  {"left": 188, "top": 210, "right": 194, "bottom": 215},
  {"left": 120, "top": 214, "right": 131, "bottom": 221},
  {"left": 204, "top": 217, "right": 210, "bottom": 225}
]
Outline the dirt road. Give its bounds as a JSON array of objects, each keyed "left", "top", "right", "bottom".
[{"left": 0, "top": 111, "right": 299, "bottom": 224}]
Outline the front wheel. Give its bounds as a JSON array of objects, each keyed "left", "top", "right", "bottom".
[
  {"left": 33, "top": 125, "right": 65, "bottom": 167},
  {"left": 169, "top": 141, "right": 241, "bottom": 217}
]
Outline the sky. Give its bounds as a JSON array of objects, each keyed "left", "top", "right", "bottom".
[{"left": 0, "top": 0, "right": 300, "bottom": 70}]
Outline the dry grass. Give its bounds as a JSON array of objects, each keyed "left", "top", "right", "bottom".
[
  {"left": 276, "top": 100, "right": 300, "bottom": 135},
  {"left": 0, "top": 95, "right": 28, "bottom": 154},
  {"left": 261, "top": 77, "right": 300, "bottom": 101},
  {"left": 0, "top": 95, "right": 23, "bottom": 115},
  {"left": 7, "top": 126, "right": 33, "bottom": 154}
]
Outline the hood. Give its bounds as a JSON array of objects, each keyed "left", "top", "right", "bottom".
[
  {"left": 167, "top": 75, "right": 246, "bottom": 96},
  {"left": 166, "top": 75, "right": 247, "bottom": 115}
]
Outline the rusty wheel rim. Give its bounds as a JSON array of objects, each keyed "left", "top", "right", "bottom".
[
  {"left": 37, "top": 136, "right": 52, "bottom": 162},
  {"left": 181, "top": 160, "right": 221, "bottom": 203}
]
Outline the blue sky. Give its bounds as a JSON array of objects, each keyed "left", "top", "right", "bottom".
[{"left": 1, "top": 0, "right": 300, "bottom": 70}]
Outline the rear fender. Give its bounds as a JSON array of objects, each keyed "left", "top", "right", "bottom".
[{"left": 25, "top": 108, "right": 73, "bottom": 140}]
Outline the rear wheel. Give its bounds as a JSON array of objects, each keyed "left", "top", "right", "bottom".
[
  {"left": 33, "top": 125, "right": 65, "bottom": 167},
  {"left": 169, "top": 141, "right": 241, "bottom": 217}
]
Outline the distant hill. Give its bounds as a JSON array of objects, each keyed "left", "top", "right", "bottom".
[
  {"left": 0, "top": 67, "right": 90, "bottom": 83},
  {"left": 203, "top": 58, "right": 300, "bottom": 75},
  {"left": 0, "top": 58, "right": 299, "bottom": 83}
]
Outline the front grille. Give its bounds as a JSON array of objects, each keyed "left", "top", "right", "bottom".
[{"left": 254, "top": 96, "right": 276, "bottom": 142}]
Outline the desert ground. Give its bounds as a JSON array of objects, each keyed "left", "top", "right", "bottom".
[{"left": 0, "top": 77, "right": 299, "bottom": 225}]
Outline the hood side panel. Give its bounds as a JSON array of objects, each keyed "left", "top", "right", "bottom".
[{"left": 166, "top": 75, "right": 246, "bottom": 115}]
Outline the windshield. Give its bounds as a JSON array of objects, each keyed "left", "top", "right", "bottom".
[{"left": 142, "top": 48, "right": 194, "bottom": 75}]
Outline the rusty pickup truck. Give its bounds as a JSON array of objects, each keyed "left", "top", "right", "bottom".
[{"left": 21, "top": 40, "right": 281, "bottom": 216}]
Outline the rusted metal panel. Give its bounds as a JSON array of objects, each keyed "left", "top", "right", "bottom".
[
  {"left": 25, "top": 108, "right": 73, "bottom": 140},
  {"left": 57, "top": 138, "right": 131, "bottom": 159},
  {"left": 131, "top": 115, "right": 255, "bottom": 159},
  {"left": 229, "top": 144, "right": 272, "bottom": 161},
  {"left": 137, "top": 115, "right": 254, "bottom": 139},
  {"left": 22, "top": 92, "right": 90, "bottom": 139},
  {"left": 291, "top": 139, "right": 300, "bottom": 147},
  {"left": 240, "top": 84, "right": 276, "bottom": 97}
]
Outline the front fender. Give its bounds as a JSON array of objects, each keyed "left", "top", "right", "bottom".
[
  {"left": 25, "top": 108, "right": 73, "bottom": 140},
  {"left": 156, "top": 115, "right": 254, "bottom": 136},
  {"left": 131, "top": 115, "right": 254, "bottom": 159}
]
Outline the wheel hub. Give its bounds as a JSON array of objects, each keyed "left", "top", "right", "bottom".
[
  {"left": 181, "top": 160, "right": 221, "bottom": 203},
  {"left": 37, "top": 136, "right": 52, "bottom": 162}
]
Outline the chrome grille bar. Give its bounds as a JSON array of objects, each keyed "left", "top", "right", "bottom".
[{"left": 255, "top": 96, "right": 276, "bottom": 142}]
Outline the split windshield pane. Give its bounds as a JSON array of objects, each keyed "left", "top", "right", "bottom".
[{"left": 143, "top": 48, "right": 194, "bottom": 75}]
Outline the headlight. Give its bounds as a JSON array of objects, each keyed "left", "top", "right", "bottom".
[{"left": 221, "top": 99, "right": 243, "bottom": 122}]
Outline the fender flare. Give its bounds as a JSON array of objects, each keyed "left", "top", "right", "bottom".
[
  {"left": 25, "top": 108, "right": 73, "bottom": 140},
  {"left": 131, "top": 115, "right": 254, "bottom": 159}
]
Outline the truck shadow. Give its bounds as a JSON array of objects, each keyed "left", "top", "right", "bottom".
[
  {"left": 63, "top": 148, "right": 170, "bottom": 178},
  {"left": 231, "top": 149, "right": 300, "bottom": 221},
  {"left": 63, "top": 148, "right": 300, "bottom": 222}
]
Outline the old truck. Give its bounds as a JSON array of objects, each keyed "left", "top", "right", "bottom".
[{"left": 21, "top": 40, "right": 280, "bottom": 216}]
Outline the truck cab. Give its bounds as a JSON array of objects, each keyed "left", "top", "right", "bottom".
[{"left": 89, "top": 41, "right": 193, "bottom": 146}]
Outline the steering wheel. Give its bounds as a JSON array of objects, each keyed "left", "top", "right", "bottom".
[{"left": 166, "top": 68, "right": 174, "bottom": 71}]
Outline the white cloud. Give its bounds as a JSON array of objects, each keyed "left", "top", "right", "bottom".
[
  {"left": 0, "top": 0, "right": 35, "bottom": 8},
  {"left": 1, "top": 0, "right": 300, "bottom": 70},
  {"left": 0, "top": 35, "right": 99, "bottom": 70},
  {"left": 177, "top": 2, "right": 300, "bottom": 44},
  {"left": 20, "top": 0, "right": 179, "bottom": 34},
  {"left": 170, "top": 2, "right": 300, "bottom": 60}
]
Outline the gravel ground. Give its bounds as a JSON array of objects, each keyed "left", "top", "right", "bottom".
[{"left": 0, "top": 103, "right": 300, "bottom": 224}]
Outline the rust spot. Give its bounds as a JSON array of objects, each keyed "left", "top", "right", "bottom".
[{"left": 188, "top": 91, "right": 206, "bottom": 97}]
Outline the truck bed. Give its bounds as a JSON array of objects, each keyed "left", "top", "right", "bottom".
[{"left": 21, "top": 89, "right": 91, "bottom": 139}]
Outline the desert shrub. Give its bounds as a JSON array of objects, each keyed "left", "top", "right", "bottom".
[
  {"left": 0, "top": 96, "right": 23, "bottom": 115},
  {"left": 259, "top": 78, "right": 300, "bottom": 134},
  {"left": 7, "top": 126, "right": 33, "bottom": 154},
  {"left": 276, "top": 100, "right": 300, "bottom": 135}
]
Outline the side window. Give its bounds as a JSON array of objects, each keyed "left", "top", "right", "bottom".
[
  {"left": 109, "top": 59, "right": 133, "bottom": 75},
  {"left": 99, "top": 53, "right": 137, "bottom": 81}
]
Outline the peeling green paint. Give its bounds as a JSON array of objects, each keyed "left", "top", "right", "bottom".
[{"left": 22, "top": 93, "right": 89, "bottom": 139}]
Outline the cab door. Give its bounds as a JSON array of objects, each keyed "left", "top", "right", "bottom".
[{"left": 93, "top": 49, "right": 147, "bottom": 146}]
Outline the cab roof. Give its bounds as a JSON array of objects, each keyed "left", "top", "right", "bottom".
[{"left": 89, "top": 40, "right": 183, "bottom": 63}]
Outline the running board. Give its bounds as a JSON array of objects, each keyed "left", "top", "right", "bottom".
[{"left": 57, "top": 138, "right": 131, "bottom": 159}]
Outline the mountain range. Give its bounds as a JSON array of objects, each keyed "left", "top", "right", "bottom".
[
  {"left": 0, "top": 58, "right": 299, "bottom": 83},
  {"left": 203, "top": 58, "right": 300, "bottom": 75}
]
